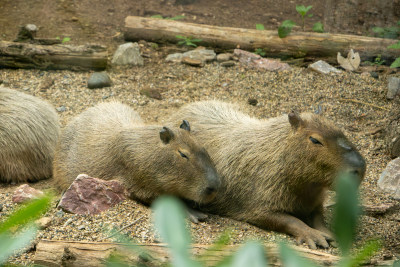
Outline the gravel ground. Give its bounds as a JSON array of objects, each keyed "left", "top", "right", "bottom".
[{"left": 0, "top": 45, "right": 399, "bottom": 265}]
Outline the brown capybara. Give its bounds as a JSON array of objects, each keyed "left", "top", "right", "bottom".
[
  {"left": 53, "top": 102, "right": 220, "bottom": 221},
  {"left": 167, "top": 100, "right": 366, "bottom": 249},
  {"left": 0, "top": 87, "right": 60, "bottom": 183}
]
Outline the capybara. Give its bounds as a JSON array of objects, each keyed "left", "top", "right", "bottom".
[
  {"left": 53, "top": 102, "right": 220, "bottom": 220},
  {"left": 0, "top": 87, "right": 60, "bottom": 183},
  {"left": 167, "top": 100, "right": 366, "bottom": 249}
]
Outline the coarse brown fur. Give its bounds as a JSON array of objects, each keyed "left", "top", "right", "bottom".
[
  {"left": 167, "top": 100, "right": 366, "bottom": 248},
  {"left": 0, "top": 87, "right": 60, "bottom": 183},
  {"left": 53, "top": 101, "right": 220, "bottom": 206}
]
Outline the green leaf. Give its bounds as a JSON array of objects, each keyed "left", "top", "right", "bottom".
[
  {"left": 0, "top": 194, "right": 52, "bottom": 234},
  {"left": 169, "top": 15, "right": 185, "bottom": 21},
  {"left": 390, "top": 57, "right": 400, "bottom": 68},
  {"left": 312, "top": 22, "right": 324, "bottom": 33},
  {"left": 0, "top": 224, "right": 38, "bottom": 264},
  {"left": 332, "top": 173, "right": 361, "bottom": 256},
  {"left": 62, "top": 37, "right": 71, "bottom": 43},
  {"left": 296, "top": 5, "right": 312, "bottom": 17},
  {"left": 175, "top": 35, "right": 185, "bottom": 40},
  {"left": 256, "top": 24, "right": 265, "bottom": 30},
  {"left": 279, "top": 242, "right": 318, "bottom": 267},
  {"left": 231, "top": 241, "right": 267, "bottom": 267},
  {"left": 278, "top": 20, "right": 295, "bottom": 38},
  {"left": 191, "top": 38, "right": 203, "bottom": 43},
  {"left": 198, "top": 229, "right": 232, "bottom": 265},
  {"left": 388, "top": 41, "right": 400, "bottom": 49},
  {"left": 372, "top": 27, "right": 385, "bottom": 34},
  {"left": 151, "top": 14, "right": 164, "bottom": 19},
  {"left": 152, "top": 196, "right": 200, "bottom": 267},
  {"left": 348, "top": 240, "right": 381, "bottom": 267}
]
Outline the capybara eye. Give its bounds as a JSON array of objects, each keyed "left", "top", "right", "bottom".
[
  {"left": 309, "top": 136, "right": 323, "bottom": 145},
  {"left": 178, "top": 150, "right": 189, "bottom": 159}
]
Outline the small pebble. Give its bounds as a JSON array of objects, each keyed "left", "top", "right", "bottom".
[
  {"left": 248, "top": 98, "right": 258, "bottom": 106},
  {"left": 370, "top": 71, "right": 379, "bottom": 79},
  {"left": 56, "top": 106, "right": 67, "bottom": 112}
]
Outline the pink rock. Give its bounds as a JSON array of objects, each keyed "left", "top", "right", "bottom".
[
  {"left": 12, "top": 184, "right": 44, "bottom": 203},
  {"left": 58, "top": 174, "right": 128, "bottom": 215},
  {"left": 233, "top": 48, "right": 291, "bottom": 71}
]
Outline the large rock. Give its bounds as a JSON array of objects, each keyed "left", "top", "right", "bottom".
[
  {"left": 58, "top": 174, "right": 128, "bottom": 215},
  {"left": 378, "top": 157, "right": 400, "bottom": 199},
  {"left": 111, "top": 42, "right": 144, "bottom": 66},
  {"left": 87, "top": 72, "right": 112, "bottom": 89},
  {"left": 12, "top": 184, "right": 44, "bottom": 203}
]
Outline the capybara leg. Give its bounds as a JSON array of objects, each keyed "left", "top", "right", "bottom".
[
  {"left": 186, "top": 207, "right": 208, "bottom": 223},
  {"left": 253, "top": 212, "right": 333, "bottom": 249},
  {"left": 310, "top": 208, "right": 333, "bottom": 236}
]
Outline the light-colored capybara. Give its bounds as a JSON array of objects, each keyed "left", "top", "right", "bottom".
[
  {"left": 53, "top": 102, "right": 220, "bottom": 217},
  {"left": 0, "top": 87, "right": 60, "bottom": 183},
  {"left": 167, "top": 100, "right": 366, "bottom": 249}
]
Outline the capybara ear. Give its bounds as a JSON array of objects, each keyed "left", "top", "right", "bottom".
[
  {"left": 160, "top": 127, "right": 175, "bottom": 144},
  {"left": 180, "top": 120, "right": 191, "bottom": 132},
  {"left": 288, "top": 112, "right": 303, "bottom": 129}
]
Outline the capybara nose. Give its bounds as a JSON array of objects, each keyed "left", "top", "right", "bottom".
[
  {"left": 344, "top": 150, "right": 366, "bottom": 183},
  {"left": 205, "top": 186, "right": 217, "bottom": 195}
]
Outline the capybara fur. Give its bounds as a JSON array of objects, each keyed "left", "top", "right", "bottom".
[
  {"left": 53, "top": 102, "right": 220, "bottom": 207},
  {"left": 168, "top": 100, "right": 366, "bottom": 248},
  {"left": 0, "top": 87, "right": 60, "bottom": 183}
]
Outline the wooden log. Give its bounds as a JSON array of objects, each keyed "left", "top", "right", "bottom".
[
  {"left": 0, "top": 41, "right": 107, "bottom": 71},
  {"left": 124, "top": 16, "right": 400, "bottom": 62},
  {"left": 33, "top": 239, "right": 340, "bottom": 266}
]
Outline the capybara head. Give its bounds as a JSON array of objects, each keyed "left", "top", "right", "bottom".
[
  {"left": 287, "top": 112, "right": 366, "bottom": 187},
  {"left": 157, "top": 120, "right": 220, "bottom": 203}
]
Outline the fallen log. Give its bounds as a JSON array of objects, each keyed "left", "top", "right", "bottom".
[
  {"left": 124, "top": 16, "right": 400, "bottom": 62},
  {"left": 0, "top": 41, "right": 107, "bottom": 71},
  {"left": 33, "top": 239, "right": 339, "bottom": 266}
]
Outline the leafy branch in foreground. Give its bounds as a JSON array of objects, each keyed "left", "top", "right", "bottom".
[
  {"left": 106, "top": 173, "right": 381, "bottom": 267},
  {"left": 0, "top": 194, "right": 52, "bottom": 264}
]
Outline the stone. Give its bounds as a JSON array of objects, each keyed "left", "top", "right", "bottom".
[
  {"left": 234, "top": 49, "right": 290, "bottom": 71},
  {"left": 111, "top": 42, "right": 144, "bottom": 66},
  {"left": 378, "top": 157, "right": 400, "bottom": 199},
  {"left": 221, "top": 60, "right": 236, "bottom": 67},
  {"left": 39, "top": 77, "right": 54, "bottom": 91},
  {"left": 12, "top": 184, "right": 44, "bottom": 203},
  {"left": 370, "top": 72, "right": 379, "bottom": 79},
  {"left": 0, "top": 204, "right": 3, "bottom": 212},
  {"left": 56, "top": 106, "right": 67, "bottom": 112},
  {"left": 337, "top": 49, "right": 360, "bottom": 71},
  {"left": 36, "top": 217, "right": 52, "bottom": 230},
  {"left": 140, "top": 88, "right": 162, "bottom": 100},
  {"left": 248, "top": 98, "right": 258, "bottom": 106},
  {"left": 58, "top": 174, "right": 128, "bottom": 215},
  {"left": 165, "top": 53, "right": 183, "bottom": 63},
  {"left": 234, "top": 49, "right": 261, "bottom": 63},
  {"left": 387, "top": 76, "right": 400, "bottom": 100},
  {"left": 181, "top": 56, "right": 204, "bottom": 67},
  {"left": 183, "top": 48, "right": 216, "bottom": 62},
  {"left": 217, "top": 53, "right": 233, "bottom": 62},
  {"left": 15, "top": 24, "right": 37, "bottom": 41},
  {"left": 309, "top": 60, "right": 342, "bottom": 74},
  {"left": 87, "top": 72, "right": 112, "bottom": 89}
]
